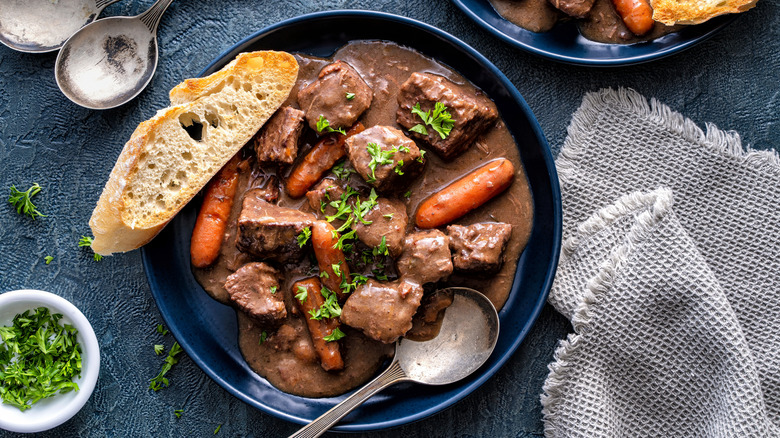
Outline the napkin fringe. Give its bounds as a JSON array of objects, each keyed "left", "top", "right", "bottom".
[
  {"left": 541, "top": 188, "right": 674, "bottom": 437},
  {"left": 556, "top": 88, "right": 780, "bottom": 184}
]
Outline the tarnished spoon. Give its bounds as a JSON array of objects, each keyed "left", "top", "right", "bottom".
[
  {"left": 54, "top": 0, "right": 174, "bottom": 109},
  {"left": 289, "top": 287, "right": 500, "bottom": 438},
  {"left": 0, "top": 0, "right": 121, "bottom": 53}
]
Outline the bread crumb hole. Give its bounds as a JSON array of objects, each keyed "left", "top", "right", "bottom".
[
  {"left": 182, "top": 151, "right": 193, "bottom": 161},
  {"left": 255, "top": 92, "right": 266, "bottom": 100},
  {"left": 179, "top": 112, "right": 204, "bottom": 142},
  {"left": 148, "top": 163, "right": 156, "bottom": 169}
]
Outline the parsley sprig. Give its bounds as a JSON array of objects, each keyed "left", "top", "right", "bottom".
[
  {"left": 307, "top": 287, "right": 342, "bottom": 321},
  {"left": 410, "top": 102, "right": 455, "bottom": 139},
  {"left": 297, "top": 227, "right": 312, "bottom": 247},
  {"left": 0, "top": 307, "right": 82, "bottom": 411},
  {"left": 149, "top": 341, "right": 183, "bottom": 391},
  {"left": 78, "top": 236, "right": 103, "bottom": 261},
  {"left": 366, "top": 143, "right": 410, "bottom": 183},
  {"left": 8, "top": 183, "right": 46, "bottom": 220},
  {"left": 316, "top": 116, "right": 346, "bottom": 135},
  {"left": 323, "top": 327, "right": 346, "bottom": 342}
]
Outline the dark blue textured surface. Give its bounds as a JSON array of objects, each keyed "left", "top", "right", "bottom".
[
  {"left": 0, "top": 0, "right": 777, "bottom": 437},
  {"left": 141, "top": 10, "right": 561, "bottom": 431},
  {"left": 451, "top": 0, "right": 737, "bottom": 65}
]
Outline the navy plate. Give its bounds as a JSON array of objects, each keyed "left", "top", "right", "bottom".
[
  {"left": 452, "top": 0, "right": 736, "bottom": 66},
  {"left": 142, "top": 10, "right": 562, "bottom": 431}
]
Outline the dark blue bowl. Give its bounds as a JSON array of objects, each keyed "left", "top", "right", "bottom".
[
  {"left": 452, "top": 0, "right": 737, "bottom": 66},
  {"left": 142, "top": 10, "right": 561, "bottom": 431}
]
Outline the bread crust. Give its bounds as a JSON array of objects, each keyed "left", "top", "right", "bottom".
[
  {"left": 651, "top": 0, "right": 758, "bottom": 25},
  {"left": 89, "top": 51, "right": 298, "bottom": 255}
]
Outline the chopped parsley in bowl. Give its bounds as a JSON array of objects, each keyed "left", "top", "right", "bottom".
[{"left": 0, "top": 290, "right": 100, "bottom": 433}]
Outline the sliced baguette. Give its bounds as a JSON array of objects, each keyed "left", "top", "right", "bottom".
[
  {"left": 89, "top": 51, "right": 298, "bottom": 255},
  {"left": 651, "top": 0, "right": 758, "bottom": 25}
]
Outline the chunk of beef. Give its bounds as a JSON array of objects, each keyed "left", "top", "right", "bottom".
[
  {"left": 549, "top": 0, "right": 595, "bottom": 17},
  {"left": 340, "top": 279, "right": 423, "bottom": 343},
  {"left": 298, "top": 60, "right": 373, "bottom": 132},
  {"left": 247, "top": 177, "right": 280, "bottom": 204},
  {"left": 397, "top": 72, "right": 498, "bottom": 160},
  {"left": 225, "top": 262, "right": 286, "bottom": 325},
  {"left": 447, "top": 223, "right": 513, "bottom": 273},
  {"left": 396, "top": 230, "right": 453, "bottom": 285},
  {"left": 407, "top": 289, "right": 455, "bottom": 341},
  {"left": 353, "top": 197, "right": 407, "bottom": 257},
  {"left": 345, "top": 125, "right": 425, "bottom": 192},
  {"left": 236, "top": 194, "right": 315, "bottom": 263},
  {"left": 254, "top": 106, "right": 305, "bottom": 165},
  {"left": 305, "top": 178, "right": 346, "bottom": 219}
]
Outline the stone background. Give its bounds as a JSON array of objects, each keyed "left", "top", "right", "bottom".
[{"left": 0, "top": 0, "right": 777, "bottom": 436}]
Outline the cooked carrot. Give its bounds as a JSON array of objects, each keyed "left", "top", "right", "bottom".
[
  {"left": 292, "top": 278, "right": 345, "bottom": 372},
  {"left": 311, "top": 221, "right": 350, "bottom": 301},
  {"left": 190, "top": 154, "right": 241, "bottom": 268},
  {"left": 415, "top": 158, "right": 515, "bottom": 229},
  {"left": 285, "top": 122, "right": 365, "bottom": 198},
  {"left": 612, "top": 0, "right": 654, "bottom": 36}
]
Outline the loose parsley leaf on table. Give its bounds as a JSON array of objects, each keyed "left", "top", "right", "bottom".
[
  {"left": 174, "top": 409, "right": 184, "bottom": 418},
  {"left": 154, "top": 344, "right": 164, "bottom": 355},
  {"left": 156, "top": 324, "right": 169, "bottom": 336},
  {"left": 8, "top": 183, "right": 46, "bottom": 220},
  {"left": 44, "top": 255, "right": 54, "bottom": 265},
  {"left": 0, "top": 307, "right": 82, "bottom": 411},
  {"left": 78, "top": 236, "right": 103, "bottom": 261},
  {"left": 149, "top": 342, "right": 183, "bottom": 391},
  {"left": 410, "top": 102, "right": 455, "bottom": 139}
]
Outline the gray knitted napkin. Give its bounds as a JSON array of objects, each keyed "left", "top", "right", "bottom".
[{"left": 541, "top": 88, "right": 780, "bottom": 437}]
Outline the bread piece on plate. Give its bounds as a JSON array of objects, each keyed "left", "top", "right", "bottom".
[
  {"left": 89, "top": 51, "right": 299, "bottom": 255},
  {"left": 651, "top": 0, "right": 758, "bottom": 25}
]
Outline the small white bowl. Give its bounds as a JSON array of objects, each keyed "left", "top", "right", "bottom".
[{"left": 0, "top": 289, "right": 100, "bottom": 433}]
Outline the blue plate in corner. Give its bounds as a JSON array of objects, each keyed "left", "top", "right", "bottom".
[
  {"left": 141, "top": 10, "right": 562, "bottom": 431},
  {"left": 452, "top": 0, "right": 737, "bottom": 66}
]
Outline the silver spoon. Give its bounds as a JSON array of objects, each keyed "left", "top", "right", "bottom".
[
  {"left": 0, "top": 0, "right": 121, "bottom": 53},
  {"left": 290, "top": 287, "right": 500, "bottom": 438},
  {"left": 54, "top": 0, "right": 174, "bottom": 109}
]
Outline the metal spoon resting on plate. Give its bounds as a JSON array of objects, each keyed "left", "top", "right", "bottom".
[{"left": 290, "top": 287, "right": 500, "bottom": 438}]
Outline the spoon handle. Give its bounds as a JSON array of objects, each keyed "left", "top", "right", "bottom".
[
  {"left": 289, "top": 360, "right": 409, "bottom": 438},
  {"left": 139, "top": 0, "right": 175, "bottom": 33}
]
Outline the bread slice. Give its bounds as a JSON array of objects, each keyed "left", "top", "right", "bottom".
[
  {"left": 89, "top": 51, "right": 298, "bottom": 255},
  {"left": 651, "top": 0, "right": 758, "bottom": 25}
]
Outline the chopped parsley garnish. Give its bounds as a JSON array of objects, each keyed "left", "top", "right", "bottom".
[
  {"left": 316, "top": 115, "right": 346, "bottom": 135},
  {"left": 308, "top": 287, "right": 342, "bottom": 321},
  {"left": 78, "top": 236, "right": 102, "bottom": 261},
  {"left": 383, "top": 213, "right": 394, "bottom": 219},
  {"left": 174, "top": 409, "right": 184, "bottom": 418},
  {"left": 149, "top": 342, "right": 183, "bottom": 391},
  {"left": 154, "top": 344, "right": 164, "bottom": 355},
  {"left": 297, "top": 227, "right": 311, "bottom": 247},
  {"left": 295, "top": 286, "right": 308, "bottom": 303},
  {"left": 394, "top": 160, "right": 405, "bottom": 176},
  {"left": 156, "top": 324, "right": 169, "bottom": 336},
  {"left": 410, "top": 102, "right": 455, "bottom": 139},
  {"left": 333, "top": 229, "right": 356, "bottom": 250},
  {"left": 44, "top": 255, "right": 54, "bottom": 265},
  {"left": 214, "top": 424, "right": 222, "bottom": 435},
  {"left": 332, "top": 263, "right": 342, "bottom": 277},
  {"left": 366, "top": 143, "right": 397, "bottom": 183},
  {"left": 323, "top": 327, "right": 346, "bottom": 342},
  {"left": 373, "top": 236, "right": 390, "bottom": 257},
  {"left": 259, "top": 331, "right": 268, "bottom": 345},
  {"left": 340, "top": 273, "right": 368, "bottom": 295},
  {"left": 320, "top": 270, "right": 330, "bottom": 279},
  {"left": 403, "top": 191, "right": 412, "bottom": 199},
  {"left": 0, "top": 307, "right": 81, "bottom": 411},
  {"left": 8, "top": 183, "right": 45, "bottom": 220},
  {"left": 269, "top": 286, "right": 278, "bottom": 294},
  {"left": 353, "top": 189, "right": 378, "bottom": 225},
  {"left": 332, "top": 160, "right": 356, "bottom": 180},
  {"left": 418, "top": 149, "right": 426, "bottom": 163},
  {"left": 346, "top": 92, "right": 356, "bottom": 100}
]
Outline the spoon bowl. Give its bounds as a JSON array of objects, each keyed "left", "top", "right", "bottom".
[
  {"left": 0, "top": 0, "right": 120, "bottom": 53},
  {"left": 290, "top": 287, "right": 500, "bottom": 438},
  {"left": 54, "top": 0, "right": 173, "bottom": 109}
]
